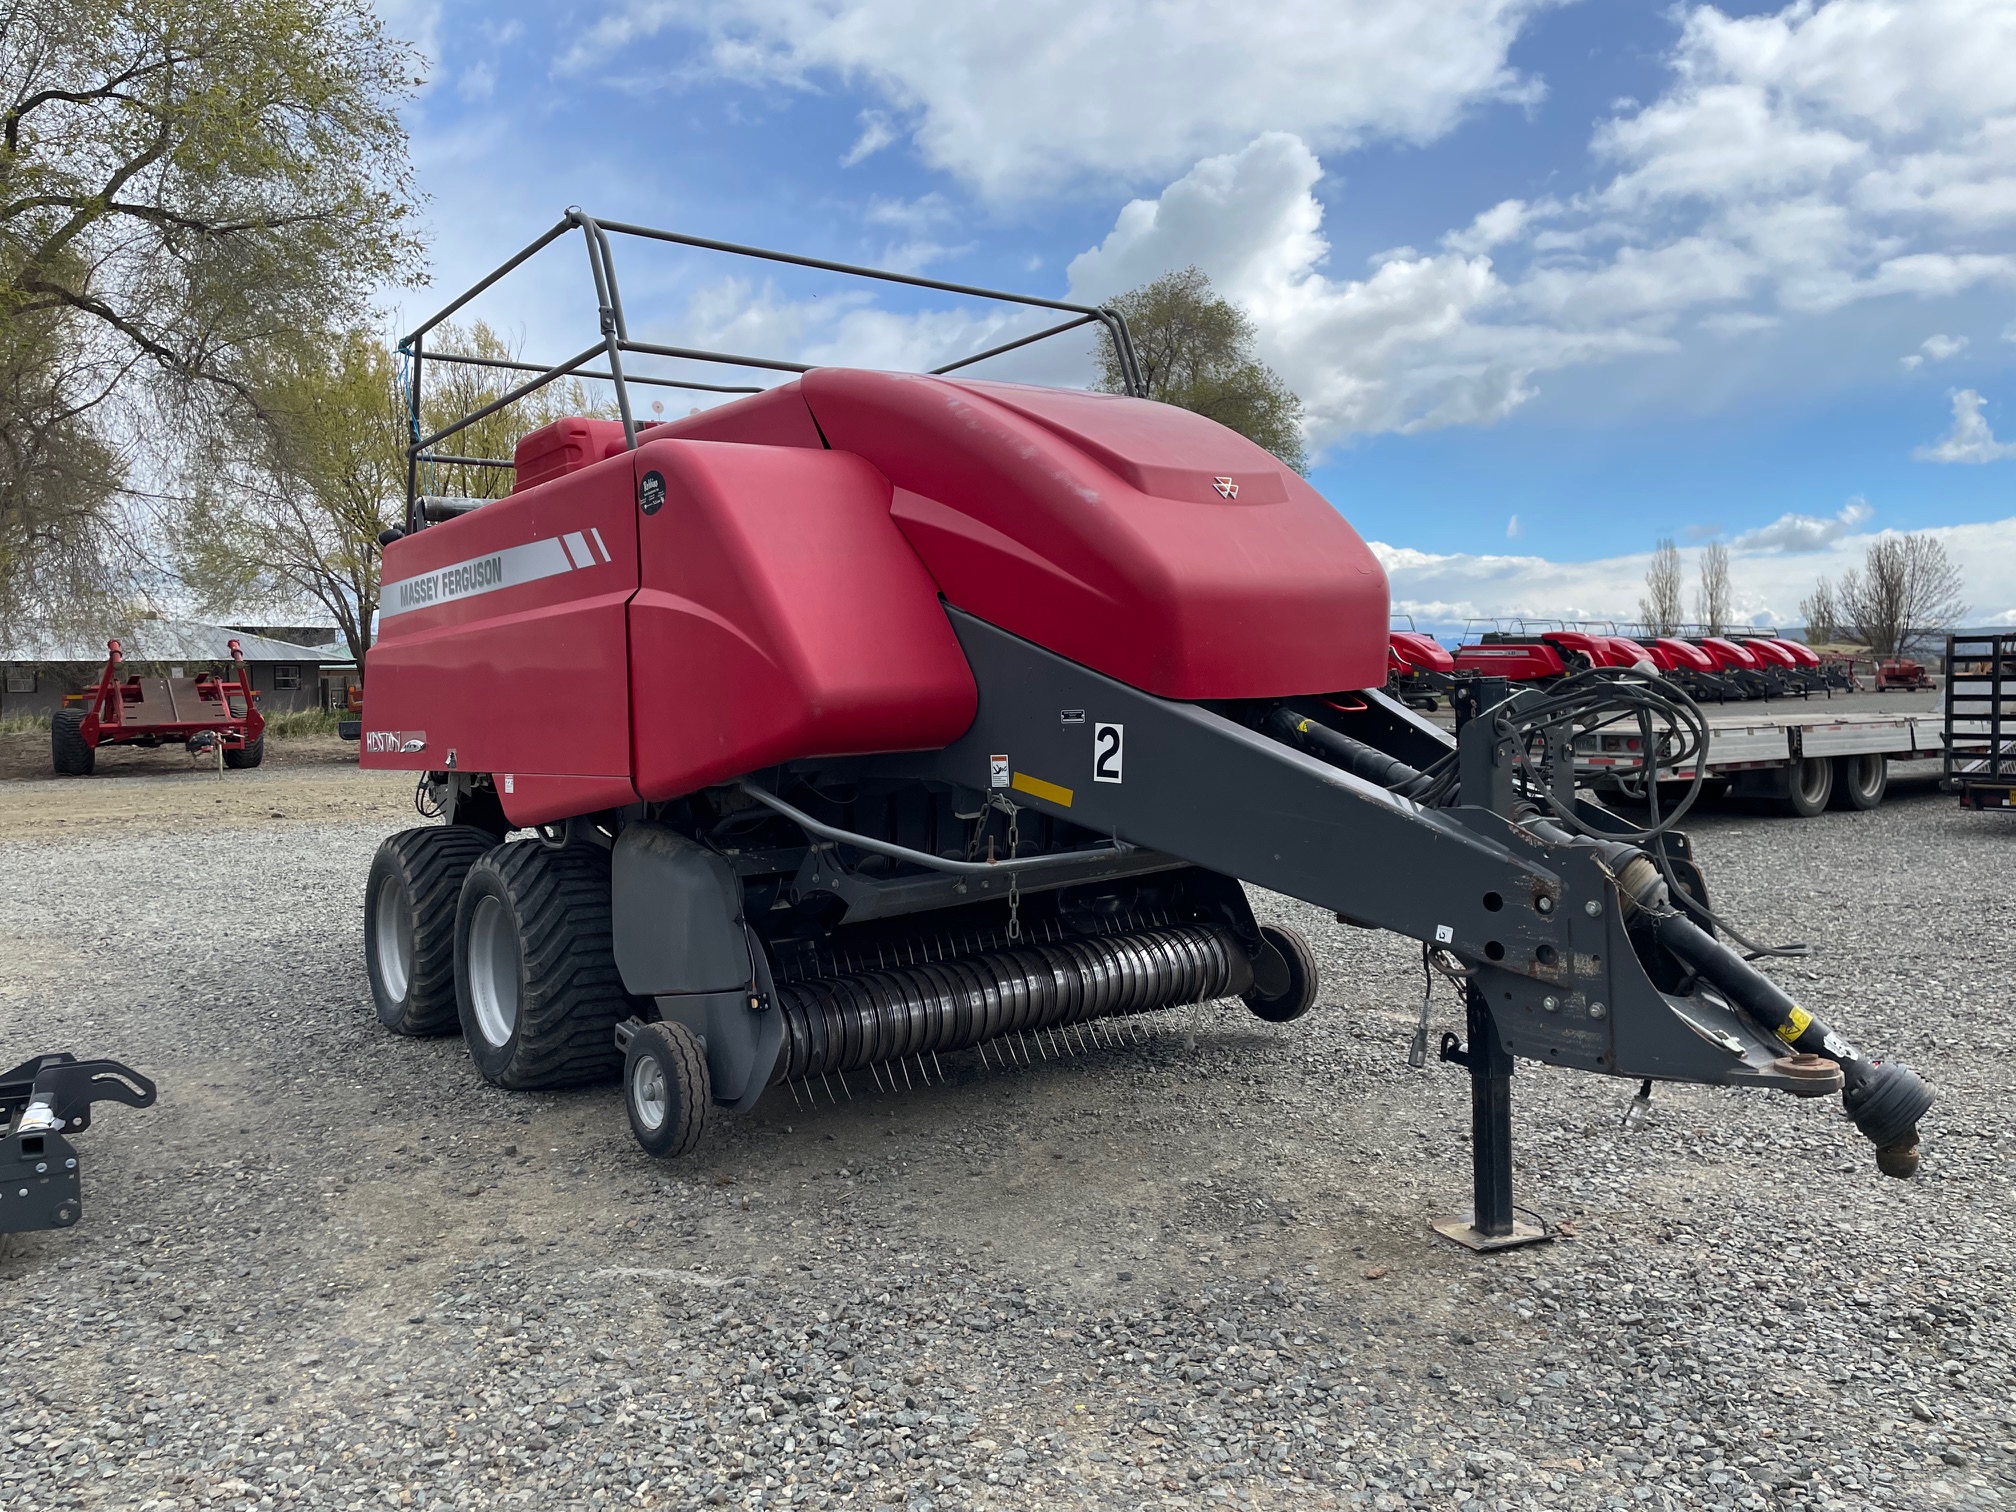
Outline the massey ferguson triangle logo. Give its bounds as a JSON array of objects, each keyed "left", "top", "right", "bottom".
[{"left": 1212, "top": 476, "right": 1238, "bottom": 498}]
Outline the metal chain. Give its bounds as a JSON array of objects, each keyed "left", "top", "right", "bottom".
[{"left": 1005, "top": 801, "right": 1023, "bottom": 940}]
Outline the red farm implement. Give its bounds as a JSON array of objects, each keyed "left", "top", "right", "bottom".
[
  {"left": 352, "top": 211, "right": 1930, "bottom": 1250},
  {"left": 1876, "top": 657, "right": 1930, "bottom": 692},
  {"left": 51, "top": 639, "right": 265, "bottom": 776}
]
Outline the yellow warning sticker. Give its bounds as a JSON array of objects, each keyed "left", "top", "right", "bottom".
[
  {"left": 1776, "top": 1006, "right": 1813, "bottom": 1045},
  {"left": 1010, "top": 770, "right": 1074, "bottom": 808}
]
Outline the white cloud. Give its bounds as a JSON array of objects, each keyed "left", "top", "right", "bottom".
[
  {"left": 1443, "top": 198, "right": 1557, "bottom": 255},
  {"left": 1376, "top": 516, "right": 2013, "bottom": 630},
  {"left": 1506, "top": 514, "right": 1522, "bottom": 540},
  {"left": 1729, "top": 496, "right": 1874, "bottom": 550},
  {"left": 841, "top": 110, "right": 897, "bottom": 167},
  {"left": 1901, "top": 332, "right": 1968, "bottom": 370},
  {"left": 1065, "top": 134, "right": 1664, "bottom": 443},
  {"left": 1914, "top": 389, "right": 2016, "bottom": 462},
  {"left": 559, "top": 0, "right": 1554, "bottom": 197}
]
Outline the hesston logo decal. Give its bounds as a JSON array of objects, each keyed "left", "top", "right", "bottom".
[
  {"left": 378, "top": 529, "right": 613, "bottom": 619},
  {"left": 363, "top": 730, "right": 427, "bottom": 754}
]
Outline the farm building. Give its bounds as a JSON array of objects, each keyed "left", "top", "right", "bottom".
[{"left": 0, "top": 619, "right": 356, "bottom": 720}]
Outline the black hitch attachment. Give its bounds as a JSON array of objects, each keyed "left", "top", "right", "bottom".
[
  {"left": 1647, "top": 912, "right": 1934, "bottom": 1176},
  {"left": 1, "top": 1054, "right": 157, "bottom": 1236}
]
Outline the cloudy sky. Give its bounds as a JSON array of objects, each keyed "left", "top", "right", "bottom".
[{"left": 381, "top": 0, "right": 2016, "bottom": 630}]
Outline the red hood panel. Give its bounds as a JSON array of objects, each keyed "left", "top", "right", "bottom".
[{"left": 800, "top": 370, "right": 1388, "bottom": 700}]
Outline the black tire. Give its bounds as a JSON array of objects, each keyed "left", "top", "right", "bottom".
[
  {"left": 1772, "top": 756, "right": 1834, "bottom": 818},
  {"left": 1241, "top": 923, "right": 1320, "bottom": 1022},
  {"left": 1831, "top": 752, "right": 1887, "bottom": 811},
  {"left": 623, "top": 1020, "right": 711, "bottom": 1158},
  {"left": 366, "top": 826, "right": 495, "bottom": 1036},
  {"left": 51, "top": 710, "right": 94, "bottom": 776},
  {"left": 223, "top": 733, "right": 264, "bottom": 768},
  {"left": 456, "top": 841, "right": 637, "bottom": 1089},
  {"left": 336, "top": 719, "right": 362, "bottom": 741}
]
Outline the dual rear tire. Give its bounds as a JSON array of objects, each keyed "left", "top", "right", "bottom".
[
  {"left": 364, "top": 826, "right": 711, "bottom": 1156},
  {"left": 1771, "top": 753, "right": 1887, "bottom": 817}
]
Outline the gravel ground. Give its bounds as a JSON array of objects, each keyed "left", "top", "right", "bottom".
[{"left": 2, "top": 763, "right": 2011, "bottom": 1512}]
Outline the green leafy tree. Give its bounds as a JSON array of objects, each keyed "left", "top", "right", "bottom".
[
  {"left": 1093, "top": 266, "right": 1307, "bottom": 472},
  {"left": 0, "top": 0, "right": 421, "bottom": 636},
  {"left": 175, "top": 323, "right": 615, "bottom": 673}
]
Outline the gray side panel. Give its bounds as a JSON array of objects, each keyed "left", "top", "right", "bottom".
[
  {"left": 884, "top": 609, "right": 1562, "bottom": 967},
  {"left": 611, "top": 823, "right": 749, "bottom": 996}
]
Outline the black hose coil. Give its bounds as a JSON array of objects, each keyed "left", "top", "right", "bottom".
[{"left": 769, "top": 925, "right": 1253, "bottom": 1083}]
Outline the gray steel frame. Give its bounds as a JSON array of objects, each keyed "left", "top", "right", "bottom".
[
  {"left": 396, "top": 209, "right": 1146, "bottom": 530},
  {"left": 882, "top": 610, "right": 1819, "bottom": 1096}
]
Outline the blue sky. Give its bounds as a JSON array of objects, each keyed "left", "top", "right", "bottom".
[{"left": 381, "top": 0, "right": 2016, "bottom": 627}]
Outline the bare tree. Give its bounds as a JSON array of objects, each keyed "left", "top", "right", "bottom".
[
  {"left": 1838, "top": 534, "right": 1967, "bottom": 657},
  {"left": 1798, "top": 578, "right": 1841, "bottom": 643},
  {"left": 1638, "top": 538, "right": 1683, "bottom": 635},
  {"left": 1693, "top": 542, "right": 1732, "bottom": 636}
]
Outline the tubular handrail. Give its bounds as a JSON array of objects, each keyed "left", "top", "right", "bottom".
[{"left": 396, "top": 208, "right": 1144, "bottom": 530}]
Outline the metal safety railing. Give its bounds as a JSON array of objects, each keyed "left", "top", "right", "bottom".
[{"left": 396, "top": 209, "right": 1145, "bottom": 530}]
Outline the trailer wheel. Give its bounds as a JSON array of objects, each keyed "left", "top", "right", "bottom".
[
  {"left": 366, "top": 826, "right": 494, "bottom": 1036},
  {"left": 51, "top": 710, "right": 94, "bottom": 776},
  {"left": 223, "top": 734, "right": 264, "bottom": 769},
  {"left": 456, "top": 842, "right": 635, "bottom": 1089},
  {"left": 1773, "top": 756, "right": 1834, "bottom": 818},
  {"left": 623, "top": 1020, "right": 711, "bottom": 1158},
  {"left": 1242, "top": 924, "right": 1320, "bottom": 1022},
  {"left": 1831, "top": 753, "right": 1887, "bottom": 811}
]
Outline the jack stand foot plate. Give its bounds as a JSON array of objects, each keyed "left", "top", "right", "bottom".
[{"left": 1431, "top": 1212, "right": 1551, "bottom": 1252}]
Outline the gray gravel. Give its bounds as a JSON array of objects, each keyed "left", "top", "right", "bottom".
[{"left": 2, "top": 766, "right": 2012, "bottom": 1511}]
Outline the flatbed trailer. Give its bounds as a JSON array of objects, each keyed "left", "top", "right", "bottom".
[
  {"left": 1573, "top": 699, "right": 1944, "bottom": 817},
  {"left": 1944, "top": 632, "right": 2016, "bottom": 811}
]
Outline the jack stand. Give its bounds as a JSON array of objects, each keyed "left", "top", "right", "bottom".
[{"left": 1431, "top": 986, "right": 1551, "bottom": 1253}]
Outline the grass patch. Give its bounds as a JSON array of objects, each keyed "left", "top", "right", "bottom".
[
  {"left": 263, "top": 708, "right": 345, "bottom": 739},
  {"left": 0, "top": 712, "right": 51, "bottom": 734}
]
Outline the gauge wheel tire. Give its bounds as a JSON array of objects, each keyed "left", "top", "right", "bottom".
[
  {"left": 366, "top": 826, "right": 496, "bottom": 1036},
  {"left": 223, "top": 733, "right": 264, "bottom": 768},
  {"left": 456, "top": 841, "right": 638, "bottom": 1090},
  {"left": 1772, "top": 756, "right": 1834, "bottom": 818},
  {"left": 1241, "top": 923, "right": 1320, "bottom": 1023},
  {"left": 623, "top": 1020, "right": 712, "bottom": 1159},
  {"left": 1830, "top": 753, "right": 1887, "bottom": 811},
  {"left": 51, "top": 710, "right": 93, "bottom": 776}
]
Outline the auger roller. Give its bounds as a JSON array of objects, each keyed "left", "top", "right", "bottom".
[{"left": 356, "top": 210, "right": 1930, "bottom": 1244}]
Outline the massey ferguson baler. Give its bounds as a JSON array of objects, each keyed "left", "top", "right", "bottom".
[{"left": 360, "top": 214, "right": 1930, "bottom": 1247}]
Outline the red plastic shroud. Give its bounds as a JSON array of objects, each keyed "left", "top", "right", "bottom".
[
  {"left": 364, "top": 372, "right": 1391, "bottom": 818},
  {"left": 1388, "top": 631, "right": 1455, "bottom": 674},
  {"left": 1697, "top": 636, "right": 1763, "bottom": 671},
  {"left": 798, "top": 372, "right": 1388, "bottom": 700},
  {"left": 1452, "top": 642, "right": 1569, "bottom": 680}
]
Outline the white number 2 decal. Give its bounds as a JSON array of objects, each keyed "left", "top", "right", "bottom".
[{"left": 1093, "top": 723, "right": 1124, "bottom": 783}]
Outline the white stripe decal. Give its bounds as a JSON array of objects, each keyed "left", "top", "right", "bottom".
[
  {"left": 564, "top": 531, "right": 593, "bottom": 570},
  {"left": 589, "top": 527, "right": 611, "bottom": 563},
  {"left": 379, "top": 535, "right": 592, "bottom": 618},
  {"left": 557, "top": 536, "right": 581, "bottom": 569}
]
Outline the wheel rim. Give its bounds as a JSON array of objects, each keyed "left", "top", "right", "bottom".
[
  {"left": 373, "top": 879, "right": 414, "bottom": 1002},
  {"left": 467, "top": 894, "right": 521, "bottom": 1048},
  {"left": 630, "top": 1054, "right": 669, "bottom": 1132},
  {"left": 1855, "top": 756, "right": 1883, "bottom": 799},
  {"left": 1799, "top": 759, "right": 1830, "bottom": 804}
]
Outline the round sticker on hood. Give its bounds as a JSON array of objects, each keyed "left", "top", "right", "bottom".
[{"left": 639, "top": 470, "right": 666, "bottom": 516}]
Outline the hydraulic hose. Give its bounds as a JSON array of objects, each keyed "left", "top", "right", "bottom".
[{"left": 1264, "top": 708, "right": 1436, "bottom": 799}]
